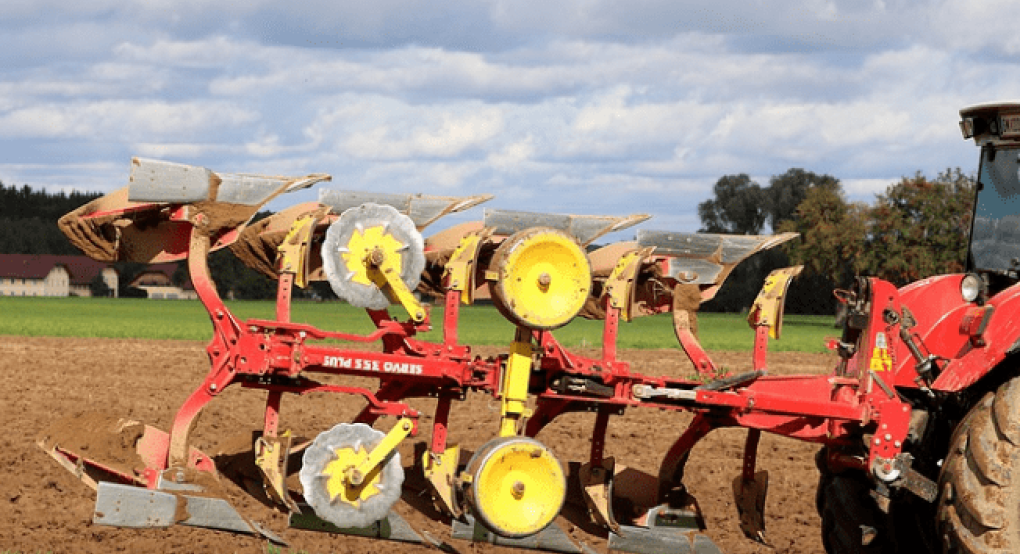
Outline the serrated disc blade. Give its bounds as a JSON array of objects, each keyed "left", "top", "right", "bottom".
[{"left": 299, "top": 423, "right": 404, "bottom": 529}]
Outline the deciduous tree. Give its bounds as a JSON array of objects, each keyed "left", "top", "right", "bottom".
[
  {"left": 862, "top": 169, "right": 974, "bottom": 286},
  {"left": 766, "top": 168, "right": 840, "bottom": 232},
  {"left": 779, "top": 186, "right": 867, "bottom": 286},
  {"left": 698, "top": 174, "right": 767, "bottom": 234}
]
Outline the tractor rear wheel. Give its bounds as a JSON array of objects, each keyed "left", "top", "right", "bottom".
[
  {"left": 817, "top": 469, "right": 896, "bottom": 553},
  {"left": 938, "top": 377, "right": 1020, "bottom": 553},
  {"left": 817, "top": 447, "right": 936, "bottom": 554}
]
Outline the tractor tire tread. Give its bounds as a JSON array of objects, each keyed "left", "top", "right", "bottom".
[
  {"left": 939, "top": 380, "right": 1020, "bottom": 554},
  {"left": 817, "top": 470, "right": 894, "bottom": 554}
]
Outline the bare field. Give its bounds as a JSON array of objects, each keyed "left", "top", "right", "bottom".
[{"left": 0, "top": 336, "right": 836, "bottom": 553}]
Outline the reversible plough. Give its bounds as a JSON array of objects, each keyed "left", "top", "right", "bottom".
[{"left": 39, "top": 157, "right": 928, "bottom": 554}]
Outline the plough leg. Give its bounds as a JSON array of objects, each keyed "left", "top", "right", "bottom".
[
  {"left": 255, "top": 390, "right": 299, "bottom": 512},
  {"left": 657, "top": 413, "right": 714, "bottom": 505},
  {"left": 578, "top": 406, "right": 620, "bottom": 533},
  {"left": 423, "top": 395, "right": 462, "bottom": 517},
  {"left": 732, "top": 428, "right": 769, "bottom": 545}
]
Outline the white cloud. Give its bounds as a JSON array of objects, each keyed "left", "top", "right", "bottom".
[
  {"left": 0, "top": 100, "right": 258, "bottom": 141},
  {"left": 929, "top": 0, "right": 1020, "bottom": 56},
  {"left": 316, "top": 100, "right": 506, "bottom": 160},
  {"left": 113, "top": 37, "right": 255, "bottom": 69},
  {"left": 133, "top": 142, "right": 231, "bottom": 159},
  {"left": 486, "top": 136, "right": 536, "bottom": 171}
]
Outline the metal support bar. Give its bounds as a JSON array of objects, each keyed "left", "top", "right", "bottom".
[
  {"left": 444, "top": 291, "right": 461, "bottom": 347},
  {"left": 500, "top": 327, "right": 534, "bottom": 437},
  {"left": 351, "top": 418, "right": 416, "bottom": 486},
  {"left": 603, "top": 300, "right": 620, "bottom": 364},
  {"left": 672, "top": 283, "right": 716, "bottom": 377},
  {"left": 369, "top": 249, "right": 426, "bottom": 323}
]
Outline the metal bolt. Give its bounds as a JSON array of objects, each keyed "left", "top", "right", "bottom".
[
  {"left": 885, "top": 434, "right": 893, "bottom": 441},
  {"left": 894, "top": 441, "right": 902, "bottom": 448},
  {"left": 209, "top": 383, "right": 217, "bottom": 391},
  {"left": 369, "top": 248, "right": 385, "bottom": 266},
  {"left": 512, "top": 481, "right": 526, "bottom": 499},
  {"left": 538, "top": 273, "right": 552, "bottom": 288}
]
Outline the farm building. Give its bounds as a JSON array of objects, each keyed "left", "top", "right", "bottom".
[
  {"left": 0, "top": 254, "right": 118, "bottom": 297},
  {"left": 128, "top": 265, "right": 197, "bottom": 300},
  {"left": 0, "top": 254, "right": 194, "bottom": 299}
]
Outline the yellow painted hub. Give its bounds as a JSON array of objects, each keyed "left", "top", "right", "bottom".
[
  {"left": 467, "top": 438, "right": 566, "bottom": 538},
  {"left": 322, "top": 445, "right": 384, "bottom": 507},
  {"left": 493, "top": 228, "right": 591, "bottom": 330},
  {"left": 341, "top": 225, "right": 404, "bottom": 287}
]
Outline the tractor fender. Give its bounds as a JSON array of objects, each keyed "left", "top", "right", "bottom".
[
  {"left": 898, "top": 274, "right": 969, "bottom": 319},
  {"left": 889, "top": 275, "right": 972, "bottom": 388},
  {"left": 932, "top": 281, "right": 1020, "bottom": 392}
]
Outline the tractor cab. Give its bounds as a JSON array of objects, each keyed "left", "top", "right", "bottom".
[{"left": 961, "top": 102, "right": 1020, "bottom": 292}]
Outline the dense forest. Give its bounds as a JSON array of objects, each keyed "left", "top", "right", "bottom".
[{"left": 0, "top": 184, "right": 103, "bottom": 255}]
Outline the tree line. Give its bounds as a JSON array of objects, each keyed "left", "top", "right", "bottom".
[
  {"left": 0, "top": 183, "right": 104, "bottom": 255},
  {"left": 697, "top": 168, "right": 975, "bottom": 314}
]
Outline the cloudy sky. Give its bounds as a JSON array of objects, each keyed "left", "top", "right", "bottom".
[{"left": 2, "top": 1, "right": 1018, "bottom": 233}]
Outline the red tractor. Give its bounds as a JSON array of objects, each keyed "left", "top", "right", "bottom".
[{"left": 816, "top": 100, "right": 1020, "bottom": 554}]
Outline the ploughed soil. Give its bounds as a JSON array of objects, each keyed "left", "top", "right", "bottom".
[{"left": 0, "top": 336, "right": 836, "bottom": 554}]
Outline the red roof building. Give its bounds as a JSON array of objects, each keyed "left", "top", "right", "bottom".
[
  {"left": 0, "top": 254, "right": 118, "bottom": 297},
  {"left": 0, "top": 254, "right": 195, "bottom": 299}
]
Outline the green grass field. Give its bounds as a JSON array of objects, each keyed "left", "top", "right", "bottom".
[{"left": 0, "top": 296, "right": 836, "bottom": 353}]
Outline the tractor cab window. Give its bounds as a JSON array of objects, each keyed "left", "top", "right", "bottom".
[{"left": 970, "top": 146, "right": 1020, "bottom": 275}]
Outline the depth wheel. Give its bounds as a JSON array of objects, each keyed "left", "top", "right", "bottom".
[
  {"left": 490, "top": 227, "right": 591, "bottom": 330},
  {"left": 938, "top": 377, "right": 1020, "bottom": 553},
  {"left": 464, "top": 437, "right": 566, "bottom": 538},
  {"left": 299, "top": 423, "right": 404, "bottom": 528}
]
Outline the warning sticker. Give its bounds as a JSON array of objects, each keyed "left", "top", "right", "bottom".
[{"left": 870, "top": 332, "right": 893, "bottom": 372}]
